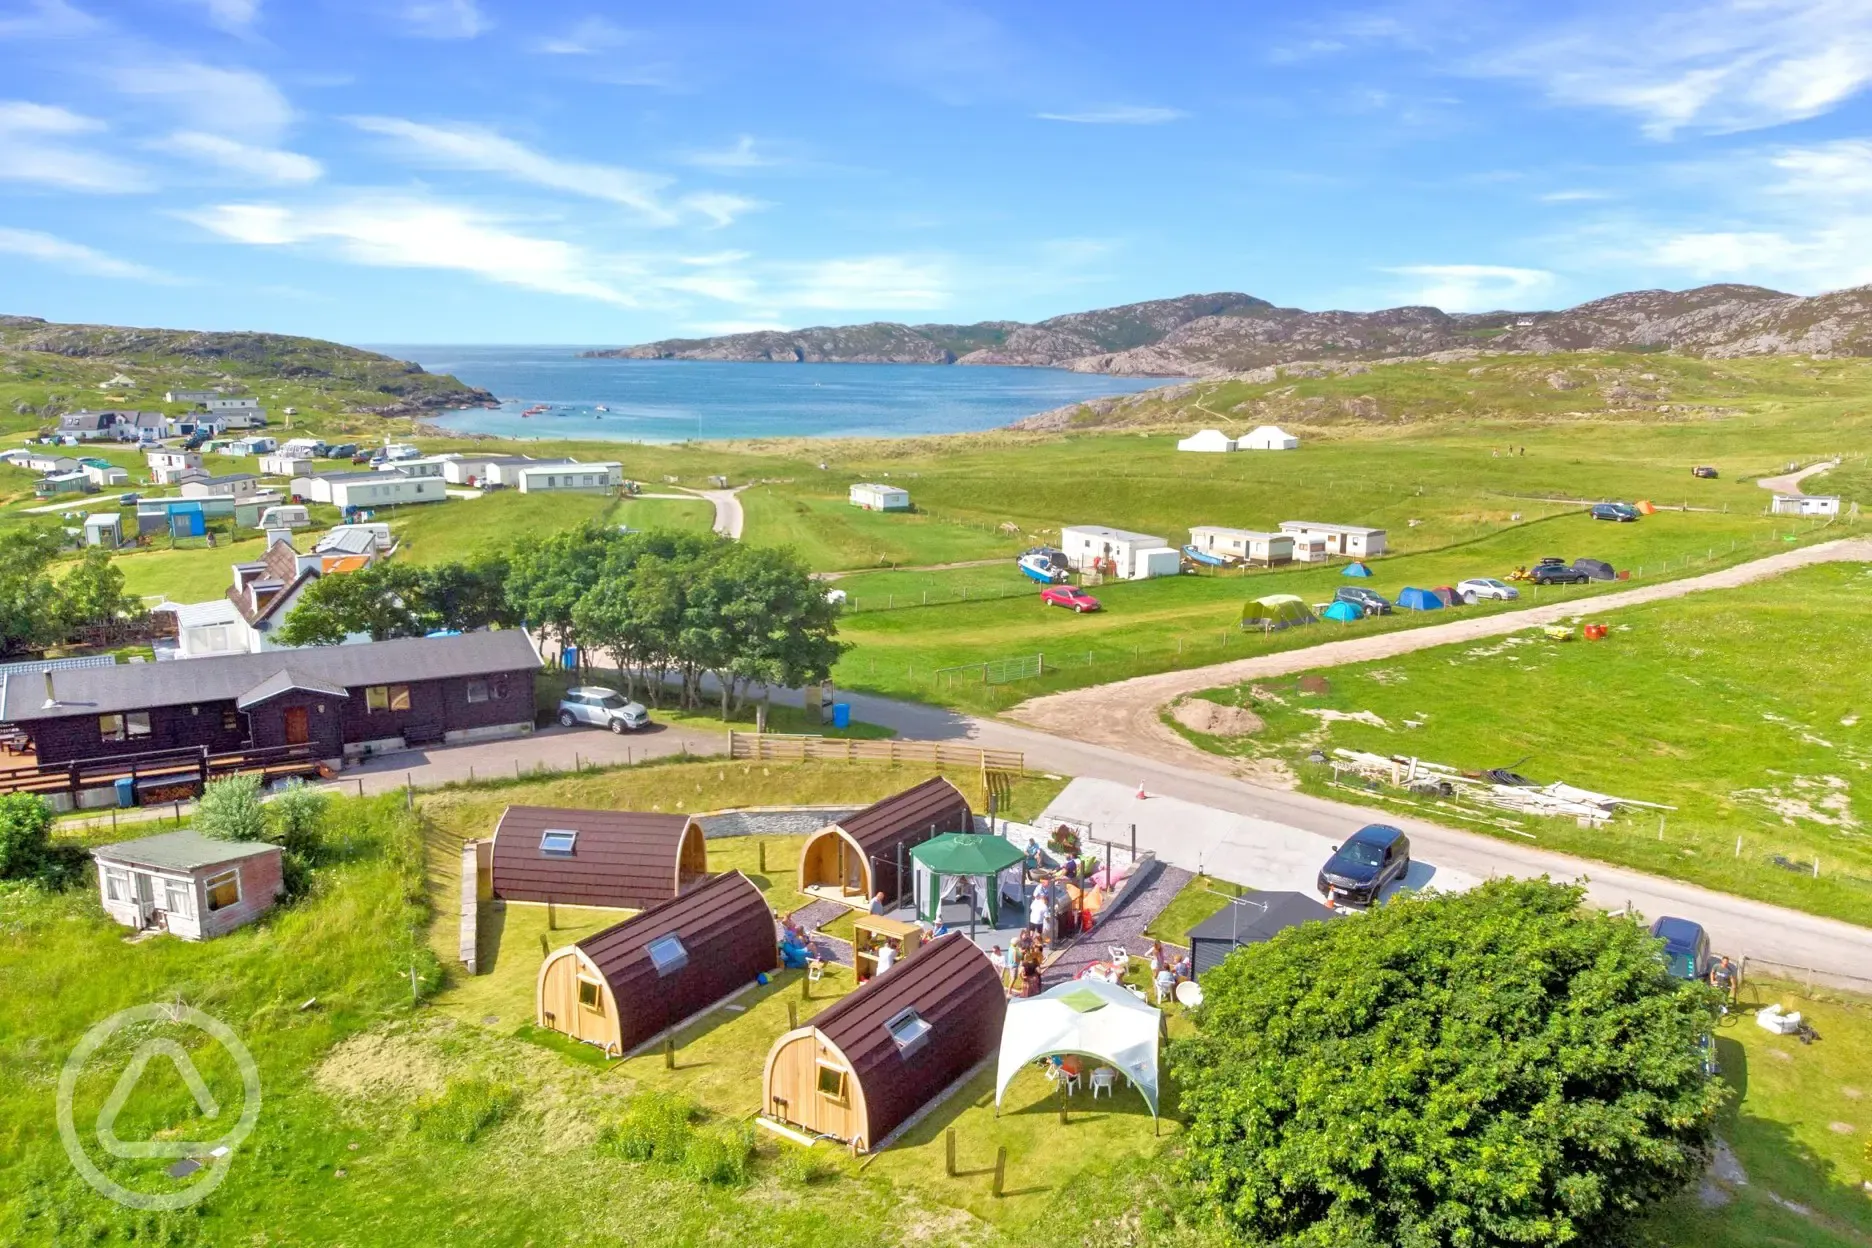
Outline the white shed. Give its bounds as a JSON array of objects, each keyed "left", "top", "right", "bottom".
[
  {"left": 1240, "top": 425, "right": 1298, "bottom": 451},
  {"left": 1770, "top": 494, "right": 1840, "bottom": 516},
  {"left": 1060, "top": 525, "right": 1173, "bottom": 579},
  {"left": 1176, "top": 429, "right": 1236, "bottom": 453},
  {"left": 1189, "top": 526, "right": 1295, "bottom": 566},
  {"left": 1278, "top": 521, "right": 1388, "bottom": 558},
  {"left": 83, "top": 512, "right": 123, "bottom": 547},
  {"left": 849, "top": 482, "right": 911, "bottom": 511}
]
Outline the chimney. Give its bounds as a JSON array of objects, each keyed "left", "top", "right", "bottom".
[
  {"left": 265, "top": 527, "right": 292, "bottom": 549},
  {"left": 42, "top": 669, "right": 57, "bottom": 709}
]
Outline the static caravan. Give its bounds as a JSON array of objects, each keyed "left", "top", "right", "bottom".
[
  {"left": 1188, "top": 526, "right": 1294, "bottom": 566},
  {"left": 93, "top": 831, "right": 284, "bottom": 940},
  {"left": 1770, "top": 493, "right": 1841, "bottom": 516},
  {"left": 762, "top": 933, "right": 1005, "bottom": 1153},
  {"left": 849, "top": 482, "right": 911, "bottom": 511},
  {"left": 535, "top": 871, "right": 777, "bottom": 1059},
  {"left": 798, "top": 776, "right": 972, "bottom": 908},
  {"left": 514, "top": 462, "right": 623, "bottom": 494},
  {"left": 295, "top": 471, "right": 445, "bottom": 509},
  {"left": 1059, "top": 524, "right": 1176, "bottom": 580},
  {"left": 1278, "top": 521, "right": 1388, "bottom": 559},
  {"left": 81, "top": 462, "right": 129, "bottom": 488},
  {"left": 491, "top": 806, "right": 709, "bottom": 908}
]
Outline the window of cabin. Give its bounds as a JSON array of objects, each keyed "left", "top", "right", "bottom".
[
  {"left": 815, "top": 1061, "right": 847, "bottom": 1101},
  {"left": 125, "top": 712, "right": 151, "bottom": 739},
  {"left": 366, "top": 685, "right": 411, "bottom": 713},
  {"left": 576, "top": 977, "right": 604, "bottom": 1014},
  {"left": 104, "top": 868, "right": 130, "bottom": 902},
  {"left": 223, "top": 709, "right": 240, "bottom": 733},
  {"left": 164, "top": 877, "right": 194, "bottom": 918},
  {"left": 539, "top": 829, "right": 577, "bottom": 856},
  {"left": 99, "top": 714, "right": 125, "bottom": 741},
  {"left": 885, "top": 1008, "right": 932, "bottom": 1056},
  {"left": 204, "top": 869, "right": 240, "bottom": 912},
  {"left": 645, "top": 933, "right": 688, "bottom": 976},
  {"left": 466, "top": 679, "right": 489, "bottom": 703}
]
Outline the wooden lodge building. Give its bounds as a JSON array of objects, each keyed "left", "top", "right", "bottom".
[
  {"left": 0, "top": 631, "right": 541, "bottom": 769},
  {"left": 490, "top": 806, "right": 709, "bottom": 909},
  {"left": 535, "top": 870, "right": 777, "bottom": 1058},
  {"left": 797, "top": 777, "right": 973, "bottom": 908},
  {"left": 762, "top": 932, "right": 1005, "bottom": 1152}
]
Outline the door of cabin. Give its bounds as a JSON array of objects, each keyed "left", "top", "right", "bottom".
[
  {"left": 134, "top": 871, "right": 156, "bottom": 928},
  {"left": 283, "top": 706, "right": 310, "bottom": 746}
]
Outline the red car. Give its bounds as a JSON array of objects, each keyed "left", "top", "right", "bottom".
[{"left": 1040, "top": 585, "right": 1102, "bottom": 613}]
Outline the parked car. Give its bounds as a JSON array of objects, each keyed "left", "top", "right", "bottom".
[
  {"left": 1316, "top": 824, "right": 1411, "bottom": 906},
  {"left": 326, "top": 443, "right": 358, "bottom": 458},
  {"left": 1531, "top": 562, "right": 1592, "bottom": 585},
  {"left": 1591, "top": 502, "right": 1640, "bottom": 522},
  {"left": 1334, "top": 585, "right": 1392, "bottom": 616},
  {"left": 556, "top": 686, "right": 650, "bottom": 733},
  {"left": 350, "top": 452, "right": 371, "bottom": 464},
  {"left": 117, "top": 492, "right": 140, "bottom": 505},
  {"left": 1456, "top": 577, "right": 1518, "bottom": 602},
  {"left": 1650, "top": 916, "right": 1712, "bottom": 981},
  {"left": 1692, "top": 465, "right": 1719, "bottom": 479},
  {"left": 1040, "top": 585, "right": 1102, "bottom": 613}
]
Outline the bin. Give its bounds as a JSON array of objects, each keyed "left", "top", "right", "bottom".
[
  {"left": 113, "top": 777, "right": 136, "bottom": 808},
  {"left": 562, "top": 646, "right": 579, "bottom": 670},
  {"left": 832, "top": 702, "right": 851, "bottom": 729}
]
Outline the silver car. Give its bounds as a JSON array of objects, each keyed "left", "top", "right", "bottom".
[
  {"left": 1457, "top": 577, "right": 1519, "bottom": 603},
  {"left": 556, "top": 686, "right": 650, "bottom": 733}
]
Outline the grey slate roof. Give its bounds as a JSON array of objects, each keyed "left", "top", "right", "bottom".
[
  {"left": 5, "top": 629, "right": 539, "bottom": 722},
  {"left": 235, "top": 670, "right": 350, "bottom": 708},
  {"left": 93, "top": 830, "right": 279, "bottom": 872},
  {"left": 312, "top": 527, "right": 376, "bottom": 555}
]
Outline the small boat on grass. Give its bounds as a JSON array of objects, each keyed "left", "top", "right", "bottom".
[{"left": 1182, "top": 544, "right": 1228, "bottom": 567}]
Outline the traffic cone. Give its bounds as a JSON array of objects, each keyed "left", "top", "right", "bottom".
[{"left": 1134, "top": 782, "right": 1147, "bottom": 801}]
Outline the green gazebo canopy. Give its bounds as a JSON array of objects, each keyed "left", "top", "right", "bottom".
[{"left": 910, "top": 834, "right": 1025, "bottom": 924}]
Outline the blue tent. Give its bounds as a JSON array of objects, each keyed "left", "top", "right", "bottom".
[
  {"left": 1322, "top": 600, "right": 1363, "bottom": 623},
  {"left": 1396, "top": 586, "right": 1443, "bottom": 611},
  {"left": 1342, "top": 562, "right": 1374, "bottom": 578}
]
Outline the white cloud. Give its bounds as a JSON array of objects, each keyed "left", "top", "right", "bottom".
[
  {"left": 0, "top": 226, "right": 170, "bottom": 280},
  {"left": 0, "top": 100, "right": 147, "bottom": 192},
  {"left": 192, "top": 0, "right": 258, "bottom": 30},
  {"left": 682, "top": 135, "right": 779, "bottom": 171},
  {"left": 1539, "top": 189, "right": 1613, "bottom": 203},
  {"left": 1481, "top": 1, "right": 1872, "bottom": 138},
  {"left": 0, "top": 0, "right": 97, "bottom": 38},
  {"left": 679, "top": 191, "right": 764, "bottom": 229},
  {"left": 110, "top": 62, "right": 294, "bottom": 144},
  {"left": 779, "top": 255, "right": 949, "bottom": 311},
  {"left": 400, "top": 0, "right": 486, "bottom": 39},
  {"left": 153, "top": 130, "right": 322, "bottom": 185},
  {"left": 349, "top": 115, "right": 676, "bottom": 222},
  {"left": 1034, "top": 105, "right": 1186, "bottom": 125},
  {"left": 532, "top": 16, "right": 631, "bottom": 55},
  {"left": 1385, "top": 264, "right": 1556, "bottom": 311}
]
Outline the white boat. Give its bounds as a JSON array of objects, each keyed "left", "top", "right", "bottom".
[{"left": 594, "top": 405, "right": 609, "bottom": 412}]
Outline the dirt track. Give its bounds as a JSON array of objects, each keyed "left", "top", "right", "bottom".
[{"left": 1005, "top": 538, "right": 1872, "bottom": 766}]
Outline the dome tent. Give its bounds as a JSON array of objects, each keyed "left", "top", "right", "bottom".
[
  {"left": 1341, "top": 562, "right": 1374, "bottom": 578},
  {"left": 1240, "top": 594, "right": 1316, "bottom": 632},
  {"left": 910, "top": 833, "right": 1025, "bottom": 926},
  {"left": 1396, "top": 586, "right": 1443, "bottom": 611},
  {"left": 1321, "top": 599, "right": 1363, "bottom": 623},
  {"left": 995, "top": 978, "right": 1161, "bottom": 1123}
]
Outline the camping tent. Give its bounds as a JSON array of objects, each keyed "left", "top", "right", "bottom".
[
  {"left": 1396, "top": 587, "right": 1443, "bottom": 611},
  {"left": 994, "top": 978, "right": 1161, "bottom": 1122},
  {"left": 1239, "top": 425, "right": 1299, "bottom": 451},
  {"left": 1431, "top": 585, "right": 1460, "bottom": 607},
  {"left": 910, "top": 833, "right": 1025, "bottom": 926},
  {"left": 1575, "top": 558, "right": 1615, "bottom": 580},
  {"left": 1240, "top": 594, "right": 1316, "bottom": 631},
  {"left": 1187, "top": 891, "right": 1337, "bottom": 976},
  {"left": 1321, "top": 600, "right": 1362, "bottom": 623},
  {"left": 1341, "top": 562, "right": 1374, "bottom": 578},
  {"left": 1176, "top": 429, "right": 1235, "bottom": 453}
]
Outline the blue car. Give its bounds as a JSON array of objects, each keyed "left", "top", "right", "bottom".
[
  {"left": 1650, "top": 916, "right": 1711, "bottom": 980},
  {"left": 1317, "top": 824, "right": 1411, "bottom": 906}
]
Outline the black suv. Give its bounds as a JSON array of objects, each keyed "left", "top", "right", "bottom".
[
  {"left": 1317, "top": 824, "right": 1411, "bottom": 905},
  {"left": 1531, "top": 562, "right": 1591, "bottom": 585},
  {"left": 1334, "top": 586, "right": 1392, "bottom": 616},
  {"left": 1591, "top": 502, "right": 1640, "bottom": 522}
]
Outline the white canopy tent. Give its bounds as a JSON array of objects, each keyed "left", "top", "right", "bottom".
[
  {"left": 1176, "top": 428, "right": 1236, "bottom": 453},
  {"left": 1241, "top": 424, "right": 1299, "bottom": 450},
  {"left": 994, "top": 978, "right": 1162, "bottom": 1121}
]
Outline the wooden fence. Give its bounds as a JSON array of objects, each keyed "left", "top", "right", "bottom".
[
  {"left": 726, "top": 731, "right": 1023, "bottom": 774},
  {"left": 0, "top": 741, "right": 323, "bottom": 800}
]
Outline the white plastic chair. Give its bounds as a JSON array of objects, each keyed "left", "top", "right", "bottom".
[
  {"left": 1060, "top": 1068, "right": 1082, "bottom": 1096},
  {"left": 1107, "top": 946, "right": 1129, "bottom": 971},
  {"left": 1090, "top": 1067, "right": 1116, "bottom": 1099}
]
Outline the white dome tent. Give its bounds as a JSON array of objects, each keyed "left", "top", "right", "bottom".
[
  {"left": 1176, "top": 428, "right": 1235, "bottom": 453},
  {"left": 1240, "top": 425, "right": 1298, "bottom": 450},
  {"left": 994, "top": 978, "right": 1161, "bottom": 1123}
]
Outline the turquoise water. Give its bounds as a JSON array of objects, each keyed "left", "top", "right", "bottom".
[{"left": 374, "top": 346, "right": 1171, "bottom": 443}]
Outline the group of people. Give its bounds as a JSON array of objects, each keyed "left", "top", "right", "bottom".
[
  {"left": 994, "top": 928, "right": 1048, "bottom": 998},
  {"left": 1146, "top": 940, "right": 1193, "bottom": 1005},
  {"left": 778, "top": 914, "right": 813, "bottom": 970}
]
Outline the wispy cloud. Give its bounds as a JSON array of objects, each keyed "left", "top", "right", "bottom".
[
  {"left": 1384, "top": 263, "right": 1556, "bottom": 311},
  {"left": 1539, "top": 188, "right": 1614, "bottom": 203},
  {"left": 0, "top": 226, "right": 171, "bottom": 280},
  {"left": 679, "top": 191, "right": 764, "bottom": 229},
  {"left": 532, "top": 15, "right": 631, "bottom": 55},
  {"left": 400, "top": 0, "right": 486, "bottom": 39},
  {"left": 0, "top": 0, "right": 98, "bottom": 38},
  {"left": 191, "top": 0, "right": 259, "bottom": 31},
  {"left": 0, "top": 100, "right": 148, "bottom": 192},
  {"left": 1034, "top": 104, "right": 1186, "bottom": 124},
  {"left": 349, "top": 115, "right": 676, "bottom": 222},
  {"left": 110, "top": 62, "right": 294, "bottom": 144},
  {"left": 153, "top": 130, "right": 322, "bottom": 185},
  {"left": 681, "top": 135, "right": 781, "bottom": 172}
]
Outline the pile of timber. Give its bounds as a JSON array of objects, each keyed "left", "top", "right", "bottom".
[{"left": 1328, "top": 749, "right": 1673, "bottom": 824}]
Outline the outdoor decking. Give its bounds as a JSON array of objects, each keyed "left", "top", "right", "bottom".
[{"left": 0, "top": 741, "right": 324, "bottom": 800}]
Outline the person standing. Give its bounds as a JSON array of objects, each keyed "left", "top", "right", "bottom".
[
  {"left": 868, "top": 891, "right": 887, "bottom": 916},
  {"left": 1028, "top": 888, "right": 1048, "bottom": 933}
]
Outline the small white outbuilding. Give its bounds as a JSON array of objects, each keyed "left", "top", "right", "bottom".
[
  {"left": 1176, "top": 428, "right": 1235, "bottom": 453},
  {"left": 1770, "top": 494, "right": 1840, "bottom": 516},
  {"left": 1240, "top": 425, "right": 1299, "bottom": 451},
  {"left": 849, "top": 482, "right": 911, "bottom": 511}
]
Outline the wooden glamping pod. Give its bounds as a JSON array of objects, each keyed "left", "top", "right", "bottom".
[
  {"left": 762, "top": 933, "right": 1005, "bottom": 1152},
  {"left": 491, "top": 806, "right": 708, "bottom": 908},
  {"left": 536, "top": 870, "right": 776, "bottom": 1057},
  {"left": 797, "top": 777, "right": 972, "bottom": 907}
]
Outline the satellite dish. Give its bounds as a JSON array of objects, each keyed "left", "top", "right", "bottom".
[{"left": 1175, "top": 980, "right": 1204, "bottom": 1008}]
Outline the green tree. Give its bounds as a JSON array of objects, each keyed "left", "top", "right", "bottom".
[
  {"left": 0, "top": 793, "right": 53, "bottom": 879},
  {"left": 195, "top": 774, "right": 267, "bottom": 842},
  {"left": 274, "top": 563, "right": 425, "bottom": 646},
  {"left": 267, "top": 779, "right": 329, "bottom": 860},
  {"left": 1170, "top": 879, "right": 1725, "bottom": 1247},
  {"left": 0, "top": 527, "right": 67, "bottom": 657},
  {"left": 59, "top": 547, "right": 139, "bottom": 630},
  {"left": 505, "top": 523, "right": 630, "bottom": 656},
  {"left": 415, "top": 553, "right": 518, "bottom": 632}
]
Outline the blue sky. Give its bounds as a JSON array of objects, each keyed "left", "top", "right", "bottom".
[{"left": 2, "top": 0, "right": 1871, "bottom": 344}]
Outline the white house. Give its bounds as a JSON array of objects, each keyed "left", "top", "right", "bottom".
[
  {"left": 258, "top": 452, "right": 314, "bottom": 477},
  {"left": 1771, "top": 494, "right": 1841, "bottom": 516},
  {"left": 513, "top": 461, "right": 623, "bottom": 494},
  {"left": 1176, "top": 428, "right": 1236, "bottom": 453},
  {"left": 147, "top": 449, "right": 203, "bottom": 484},
  {"left": 1278, "top": 521, "right": 1388, "bottom": 558},
  {"left": 1060, "top": 524, "right": 1179, "bottom": 580},
  {"left": 1239, "top": 425, "right": 1299, "bottom": 451},
  {"left": 292, "top": 470, "right": 444, "bottom": 510},
  {"left": 112, "top": 411, "right": 172, "bottom": 443},
  {"left": 1188, "top": 526, "right": 1295, "bottom": 566},
  {"left": 1289, "top": 533, "right": 1330, "bottom": 563},
  {"left": 80, "top": 462, "right": 130, "bottom": 488},
  {"left": 181, "top": 474, "right": 260, "bottom": 500},
  {"left": 849, "top": 482, "right": 911, "bottom": 511}
]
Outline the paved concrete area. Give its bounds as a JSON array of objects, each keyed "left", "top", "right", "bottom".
[{"left": 328, "top": 722, "right": 726, "bottom": 794}]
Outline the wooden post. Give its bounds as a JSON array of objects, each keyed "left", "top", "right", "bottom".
[
  {"left": 664, "top": 1036, "right": 675, "bottom": 1069},
  {"left": 356, "top": 778, "right": 364, "bottom": 798},
  {"left": 758, "top": 841, "right": 766, "bottom": 873},
  {"left": 787, "top": 1001, "right": 798, "bottom": 1030},
  {"left": 945, "top": 1128, "right": 957, "bottom": 1177},
  {"left": 1057, "top": 1083, "right": 1068, "bottom": 1124},
  {"left": 801, "top": 969, "right": 811, "bottom": 1000},
  {"left": 173, "top": 799, "right": 181, "bottom": 827},
  {"left": 547, "top": 898, "right": 556, "bottom": 931},
  {"left": 992, "top": 1147, "right": 1006, "bottom": 1198}
]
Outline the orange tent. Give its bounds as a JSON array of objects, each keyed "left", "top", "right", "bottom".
[{"left": 1634, "top": 499, "right": 1657, "bottom": 514}]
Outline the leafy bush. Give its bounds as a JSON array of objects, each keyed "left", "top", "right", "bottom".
[
  {"left": 776, "top": 1143, "right": 838, "bottom": 1187},
  {"left": 195, "top": 774, "right": 266, "bottom": 842},
  {"left": 406, "top": 1078, "right": 518, "bottom": 1146},
  {"left": 0, "top": 794, "right": 52, "bottom": 880},
  {"left": 1170, "top": 879, "right": 1727, "bottom": 1247},
  {"left": 681, "top": 1122, "right": 756, "bottom": 1187},
  {"left": 602, "top": 1092, "right": 697, "bottom": 1164},
  {"left": 268, "top": 780, "right": 329, "bottom": 860}
]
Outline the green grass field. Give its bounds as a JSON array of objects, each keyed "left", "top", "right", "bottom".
[{"left": 1176, "top": 560, "right": 1872, "bottom": 926}]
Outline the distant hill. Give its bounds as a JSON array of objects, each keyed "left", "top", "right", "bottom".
[
  {"left": 592, "top": 284, "right": 1872, "bottom": 377},
  {"left": 0, "top": 316, "right": 493, "bottom": 416}
]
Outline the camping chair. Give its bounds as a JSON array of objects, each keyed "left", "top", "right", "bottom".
[
  {"left": 1107, "top": 946, "right": 1129, "bottom": 971},
  {"left": 807, "top": 958, "right": 826, "bottom": 985},
  {"left": 1090, "top": 1067, "right": 1117, "bottom": 1099}
]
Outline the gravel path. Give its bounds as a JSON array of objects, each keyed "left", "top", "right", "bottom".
[
  {"left": 1757, "top": 459, "right": 1839, "bottom": 496},
  {"left": 690, "top": 486, "right": 746, "bottom": 539}
]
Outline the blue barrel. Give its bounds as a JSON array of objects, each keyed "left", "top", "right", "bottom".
[
  {"left": 113, "top": 777, "right": 136, "bottom": 808},
  {"left": 832, "top": 702, "right": 851, "bottom": 729},
  {"left": 562, "top": 646, "right": 579, "bottom": 670}
]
